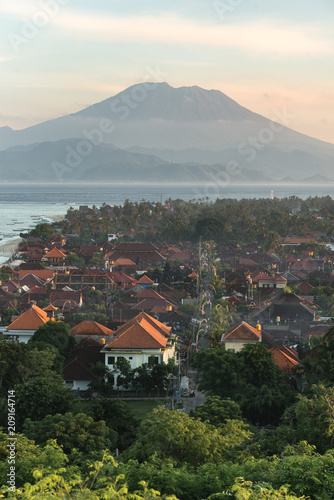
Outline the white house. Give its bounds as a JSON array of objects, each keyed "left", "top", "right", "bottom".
[
  {"left": 2, "top": 304, "right": 54, "bottom": 343},
  {"left": 221, "top": 321, "right": 262, "bottom": 352},
  {"left": 101, "top": 312, "right": 177, "bottom": 388}
]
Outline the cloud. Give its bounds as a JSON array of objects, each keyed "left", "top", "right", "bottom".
[
  {"left": 0, "top": 3, "right": 331, "bottom": 56},
  {"left": 53, "top": 12, "right": 333, "bottom": 56},
  {"left": 0, "top": 55, "right": 18, "bottom": 63}
]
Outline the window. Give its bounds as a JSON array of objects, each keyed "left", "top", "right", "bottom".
[
  {"left": 107, "top": 356, "right": 115, "bottom": 365},
  {"left": 148, "top": 356, "right": 159, "bottom": 366}
]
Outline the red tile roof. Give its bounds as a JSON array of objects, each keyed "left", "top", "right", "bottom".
[
  {"left": 269, "top": 345, "right": 300, "bottom": 374},
  {"left": 18, "top": 269, "right": 55, "bottom": 281},
  {"left": 43, "top": 304, "right": 58, "bottom": 311},
  {"left": 132, "top": 298, "right": 173, "bottom": 311},
  {"left": 137, "top": 274, "right": 154, "bottom": 285},
  {"left": 6, "top": 304, "right": 54, "bottom": 331},
  {"left": 44, "top": 247, "right": 66, "bottom": 259},
  {"left": 135, "top": 288, "right": 164, "bottom": 299},
  {"left": 104, "top": 312, "right": 171, "bottom": 349},
  {"left": 70, "top": 321, "right": 114, "bottom": 337},
  {"left": 108, "top": 271, "right": 137, "bottom": 284},
  {"left": 223, "top": 321, "right": 261, "bottom": 341},
  {"left": 113, "top": 258, "right": 136, "bottom": 266}
]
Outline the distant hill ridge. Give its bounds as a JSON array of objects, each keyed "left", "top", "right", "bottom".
[{"left": 0, "top": 82, "right": 333, "bottom": 183}]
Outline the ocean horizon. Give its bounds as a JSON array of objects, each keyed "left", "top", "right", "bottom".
[{"left": 1, "top": 182, "right": 334, "bottom": 265}]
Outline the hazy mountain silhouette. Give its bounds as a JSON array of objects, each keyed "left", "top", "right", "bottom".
[{"left": 0, "top": 82, "right": 333, "bottom": 182}]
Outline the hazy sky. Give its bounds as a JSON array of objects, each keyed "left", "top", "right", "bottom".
[{"left": 0, "top": 0, "right": 333, "bottom": 143}]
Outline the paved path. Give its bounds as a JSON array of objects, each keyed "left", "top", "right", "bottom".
[{"left": 181, "top": 369, "right": 206, "bottom": 413}]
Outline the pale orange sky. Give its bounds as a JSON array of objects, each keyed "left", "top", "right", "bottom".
[{"left": 0, "top": 0, "right": 333, "bottom": 143}]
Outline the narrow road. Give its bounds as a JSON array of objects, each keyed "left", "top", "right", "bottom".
[{"left": 181, "top": 369, "right": 206, "bottom": 413}]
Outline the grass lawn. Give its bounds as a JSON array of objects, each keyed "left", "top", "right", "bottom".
[{"left": 124, "top": 399, "right": 166, "bottom": 421}]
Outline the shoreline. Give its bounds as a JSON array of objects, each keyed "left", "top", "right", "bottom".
[
  {"left": 0, "top": 215, "right": 65, "bottom": 267},
  {"left": 0, "top": 237, "right": 22, "bottom": 266},
  {"left": 48, "top": 214, "right": 66, "bottom": 222}
]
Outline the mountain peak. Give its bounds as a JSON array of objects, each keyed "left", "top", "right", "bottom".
[{"left": 78, "top": 82, "right": 260, "bottom": 123}]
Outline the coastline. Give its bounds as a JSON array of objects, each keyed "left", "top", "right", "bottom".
[
  {"left": 0, "top": 237, "right": 22, "bottom": 266},
  {"left": 0, "top": 214, "right": 65, "bottom": 267},
  {"left": 48, "top": 214, "right": 65, "bottom": 222}
]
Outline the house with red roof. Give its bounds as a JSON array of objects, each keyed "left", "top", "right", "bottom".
[
  {"left": 108, "top": 271, "right": 137, "bottom": 289},
  {"left": 221, "top": 321, "right": 262, "bottom": 352},
  {"left": 136, "top": 274, "right": 155, "bottom": 288},
  {"left": 18, "top": 269, "right": 55, "bottom": 284},
  {"left": 101, "top": 312, "right": 176, "bottom": 388},
  {"left": 111, "top": 258, "right": 137, "bottom": 274},
  {"left": 43, "top": 247, "right": 66, "bottom": 266},
  {"left": 2, "top": 303, "right": 54, "bottom": 343},
  {"left": 108, "top": 242, "right": 166, "bottom": 267},
  {"left": 269, "top": 345, "right": 300, "bottom": 374},
  {"left": 70, "top": 320, "right": 114, "bottom": 342},
  {"left": 253, "top": 273, "right": 287, "bottom": 289},
  {"left": 47, "top": 234, "right": 66, "bottom": 249}
]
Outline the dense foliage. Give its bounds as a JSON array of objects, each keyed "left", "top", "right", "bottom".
[
  {"left": 59, "top": 195, "right": 334, "bottom": 245},
  {"left": 193, "top": 344, "right": 295, "bottom": 425}
]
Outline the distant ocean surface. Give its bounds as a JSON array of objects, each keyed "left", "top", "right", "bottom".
[{"left": 1, "top": 182, "right": 334, "bottom": 265}]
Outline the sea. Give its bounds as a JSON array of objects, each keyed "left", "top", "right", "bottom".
[{"left": 1, "top": 182, "right": 334, "bottom": 265}]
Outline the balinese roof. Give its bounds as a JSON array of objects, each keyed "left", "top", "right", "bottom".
[
  {"left": 135, "top": 288, "right": 164, "bottom": 299},
  {"left": 113, "top": 258, "right": 136, "bottom": 266},
  {"left": 291, "top": 260, "right": 318, "bottom": 272},
  {"left": 108, "top": 271, "right": 137, "bottom": 284},
  {"left": 43, "top": 304, "right": 58, "bottom": 312},
  {"left": 169, "top": 251, "right": 192, "bottom": 261},
  {"left": 44, "top": 247, "right": 66, "bottom": 259},
  {"left": 223, "top": 321, "right": 261, "bottom": 341},
  {"left": 269, "top": 345, "right": 300, "bottom": 374},
  {"left": 104, "top": 312, "right": 171, "bottom": 350},
  {"left": 18, "top": 269, "right": 55, "bottom": 281},
  {"left": 132, "top": 298, "right": 173, "bottom": 311},
  {"left": 137, "top": 274, "right": 154, "bottom": 285},
  {"left": 6, "top": 304, "right": 54, "bottom": 331},
  {"left": 70, "top": 321, "right": 114, "bottom": 337}
]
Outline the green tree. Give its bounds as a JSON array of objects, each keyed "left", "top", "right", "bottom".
[
  {"left": 207, "top": 302, "right": 237, "bottom": 348},
  {"left": 2, "top": 453, "right": 179, "bottom": 499},
  {"left": 89, "top": 397, "right": 137, "bottom": 449},
  {"left": 90, "top": 253, "right": 105, "bottom": 267},
  {"left": 0, "top": 265, "right": 12, "bottom": 284},
  {"left": 0, "top": 341, "right": 59, "bottom": 394},
  {"left": 303, "top": 326, "right": 334, "bottom": 384},
  {"left": 15, "top": 376, "right": 73, "bottom": 429},
  {"left": 178, "top": 303, "right": 198, "bottom": 317},
  {"left": 28, "top": 320, "right": 75, "bottom": 357},
  {"left": 0, "top": 307, "right": 18, "bottom": 325},
  {"left": 88, "top": 361, "right": 115, "bottom": 397},
  {"left": 282, "top": 384, "right": 334, "bottom": 453},
  {"left": 190, "top": 396, "right": 242, "bottom": 427},
  {"left": 0, "top": 429, "right": 67, "bottom": 488},
  {"left": 123, "top": 407, "right": 252, "bottom": 466},
  {"left": 0, "top": 341, "right": 27, "bottom": 393},
  {"left": 29, "top": 223, "right": 54, "bottom": 241},
  {"left": 194, "top": 345, "right": 295, "bottom": 425},
  {"left": 23, "top": 412, "right": 115, "bottom": 458}
]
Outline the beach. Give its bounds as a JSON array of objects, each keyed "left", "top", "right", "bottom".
[
  {"left": 0, "top": 214, "right": 66, "bottom": 267},
  {"left": 48, "top": 214, "right": 65, "bottom": 222},
  {"left": 0, "top": 237, "right": 22, "bottom": 266}
]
